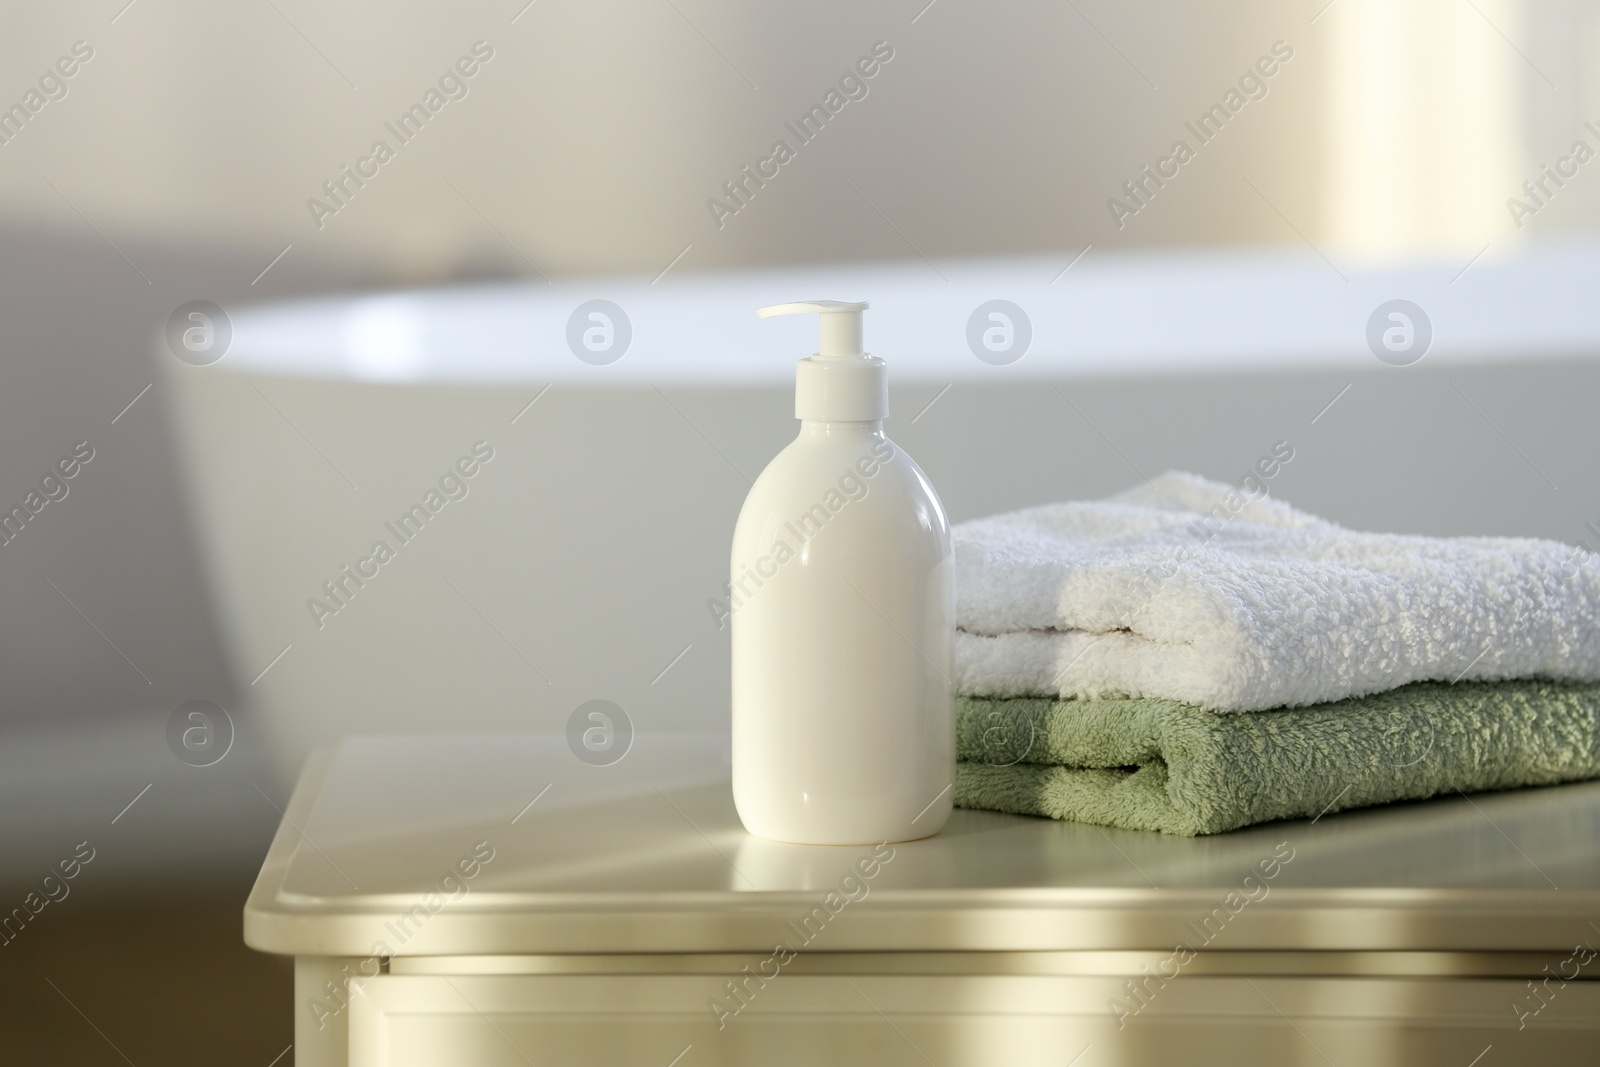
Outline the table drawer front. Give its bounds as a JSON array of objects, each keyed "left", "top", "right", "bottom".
[{"left": 350, "top": 973, "right": 1599, "bottom": 1067}]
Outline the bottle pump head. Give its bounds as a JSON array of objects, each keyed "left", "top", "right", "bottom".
[{"left": 756, "top": 300, "right": 888, "bottom": 422}]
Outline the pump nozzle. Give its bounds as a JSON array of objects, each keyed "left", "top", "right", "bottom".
[
  {"left": 756, "top": 300, "right": 869, "bottom": 360},
  {"left": 757, "top": 299, "right": 886, "bottom": 421}
]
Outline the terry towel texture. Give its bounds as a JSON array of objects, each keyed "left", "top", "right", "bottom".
[
  {"left": 956, "top": 472, "right": 1600, "bottom": 711},
  {"left": 954, "top": 681, "right": 1600, "bottom": 835}
]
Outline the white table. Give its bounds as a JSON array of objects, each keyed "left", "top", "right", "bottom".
[{"left": 246, "top": 734, "right": 1600, "bottom": 1066}]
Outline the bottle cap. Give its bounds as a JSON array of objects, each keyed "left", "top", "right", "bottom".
[{"left": 756, "top": 300, "right": 888, "bottom": 421}]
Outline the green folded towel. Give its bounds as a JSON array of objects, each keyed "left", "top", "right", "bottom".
[{"left": 955, "top": 680, "right": 1600, "bottom": 835}]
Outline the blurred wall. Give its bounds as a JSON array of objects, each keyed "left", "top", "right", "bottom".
[{"left": 0, "top": 0, "right": 1330, "bottom": 278}]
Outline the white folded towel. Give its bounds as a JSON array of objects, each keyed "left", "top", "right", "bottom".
[{"left": 956, "top": 472, "right": 1600, "bottom": 711}]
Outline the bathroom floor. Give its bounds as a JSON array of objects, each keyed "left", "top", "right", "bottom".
[{"left": 0, "top": 885, "right": 289, "bottom": 1067}]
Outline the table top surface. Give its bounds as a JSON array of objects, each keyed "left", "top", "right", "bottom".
[{"left": 245, "top": 735, "right": 1600, "bottom": 957}]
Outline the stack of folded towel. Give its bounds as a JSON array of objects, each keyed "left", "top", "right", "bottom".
[{"left": 953, "top": 472, "right": 1600, "bottom": 835}]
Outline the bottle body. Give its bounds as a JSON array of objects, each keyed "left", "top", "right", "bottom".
[{"left": 731, "top": 420, "right": 954, "bottom": 845}]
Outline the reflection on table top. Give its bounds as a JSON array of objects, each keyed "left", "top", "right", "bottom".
[{"left": 244, "top": 734, "right": 1600, "bottom": 957}]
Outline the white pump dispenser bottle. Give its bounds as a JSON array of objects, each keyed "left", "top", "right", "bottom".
[{"left": 731, "top": 300, "right": 955, "bottom": 845}]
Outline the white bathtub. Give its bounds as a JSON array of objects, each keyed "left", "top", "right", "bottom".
[{"left": 164, "top": 246, "right": 1600, "bottom": 777}]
